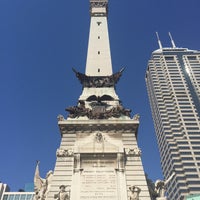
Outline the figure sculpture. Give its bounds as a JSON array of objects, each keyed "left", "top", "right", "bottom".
[
  {"left": 34, "top": 161, "right": 53, "bottom": 200},
  {"left": 129, "top": 186, "right": 141, "bottom": 200},
  {"left": 155, "top": 172, "right": 175, "bottom": 198},
  {"left": 54, "top": 185, "right": 70, "bottom": 200}
]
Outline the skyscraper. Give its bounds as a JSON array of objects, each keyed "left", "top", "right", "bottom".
[
  {"left": 34, "top": 1, "right": 151, "bottom": 200},
  {"left": 145, "top": 35, "right": 200, "bottom": 199}
]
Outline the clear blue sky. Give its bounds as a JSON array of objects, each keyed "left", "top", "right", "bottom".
[{"left": 0, "top": 0, "right": 200, "bottom": 191}]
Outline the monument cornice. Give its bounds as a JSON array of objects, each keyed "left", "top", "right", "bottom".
[
  {"left": 58, "top": 119, "right": 139, "bottom": 125},
  {"left": 58, "top": 119, "right": 139, "bottom": 137}
]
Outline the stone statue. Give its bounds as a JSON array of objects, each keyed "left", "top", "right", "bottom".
[
  {"left": 54, "top": 185, "right": 70, "bottom": 200},
  {"left": 34, "top": 161, "right": 53, "bottom": 200},
  {"left": 129, "top": 186, "right": 141, "bottom": 200},
  {"left": 155, "top": 172, "right": 175, "bottom": 198}
]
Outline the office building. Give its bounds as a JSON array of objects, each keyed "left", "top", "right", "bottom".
[{"left": 146, "top": 36, "right": 200, "bottom": 199}]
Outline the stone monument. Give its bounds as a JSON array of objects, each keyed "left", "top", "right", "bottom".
[{"left": 34, "top": 0, "right": 151, "bottom": 199}]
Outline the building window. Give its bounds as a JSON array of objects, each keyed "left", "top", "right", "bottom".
[
  {"left": 182, "top": 157, "right": 193, "bottom": 160},
  {"left": 3, "top": 195, "right": 8, "bottom": 200},
  {"left": 9, "top": 195, "right": 14, "bottom": 200},
  {"left": 20, "top": 195, "right": 26, "bottom": 200},
  {"left": 26, "top": 195, "right": 33, "bottom": 200},
  {"left": 187, "top": 180, "right": 200, "bottom": 185},
  {"left": 14, "top": 195, "right": 20, "bottom": 200},
  {"left": 187, "top": 56, "right": 196, "bottom": 60},
  {"left": 165, "top": 56, "right": 174, "bottom": 60},
  {"left": 187, "top": 127, "right": 199, "bottom": 130}
]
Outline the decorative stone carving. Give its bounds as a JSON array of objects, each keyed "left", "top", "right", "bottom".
[
  {"left": 95, "top": 132, "right": 103, "bottom": 143},
  {"left": 90, "top": 0, "right": 108, "bottom": 8},
  {"left": 66, "top": 100, "right": 90, "bottom": 119},
  {"left": 66, "top": 103, "right": 131, "bottom": 119},
  {"left": 155, "top": 172, "right": 175, "bottom": 198},
  {"left": 57, "top": 115, "right": 65, "bottom": 121},
  {"left": 54, "top": 185, "right": 70, "bottom": 200},
  {"left": 72, "top": 67, "right": 124, "bottom": 88},
  {"left": 127, "top": 147, "right": 142, "bottom": 157},
  {"left": 34, "top": 161, "right": 53, "bottom": 200},
  {"left": 133, "top": 114, "right": 140, "bottom": 120},
  {"left": 56, "top": 148, "right": 74, "bottom": 157},
  {"left": 129, "top": 186, "right": 141, "bottom": 200}
]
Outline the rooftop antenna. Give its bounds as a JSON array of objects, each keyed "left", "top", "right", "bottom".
[
  {"left": 156, "top": 32, "right": 163, "bottom": 49},
  {"left": 169, "top": 32, "right": 176, "bottom": 48}
]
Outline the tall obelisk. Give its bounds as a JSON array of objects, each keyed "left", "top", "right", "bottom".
[{"left": 44, "top": 1, "right": 151, "bottom": 199}]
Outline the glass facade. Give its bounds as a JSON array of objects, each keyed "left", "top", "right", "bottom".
[
  {"left": 146, "top": 47, "right": 200, "bottom": 200},
  {"left": 2, "top": 193, "right": 34, "bottom": 200}
]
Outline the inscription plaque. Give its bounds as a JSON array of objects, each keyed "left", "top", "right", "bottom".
[
  {"left": 80, "top": 168, "right": 117, "bottom": 200},
  {"left": 80, "top": 154, "right": 118, "bottom": 199}
]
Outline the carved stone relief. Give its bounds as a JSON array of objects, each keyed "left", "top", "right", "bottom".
[
  {"left": 56, "top": 149, "right": 74, "bottom": 157},
  {"left": 126, "top": 148, "right": 142, "bottom": 157},
  {"left": 95, "top": 132, "right": 103, "bottom": 143}
]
